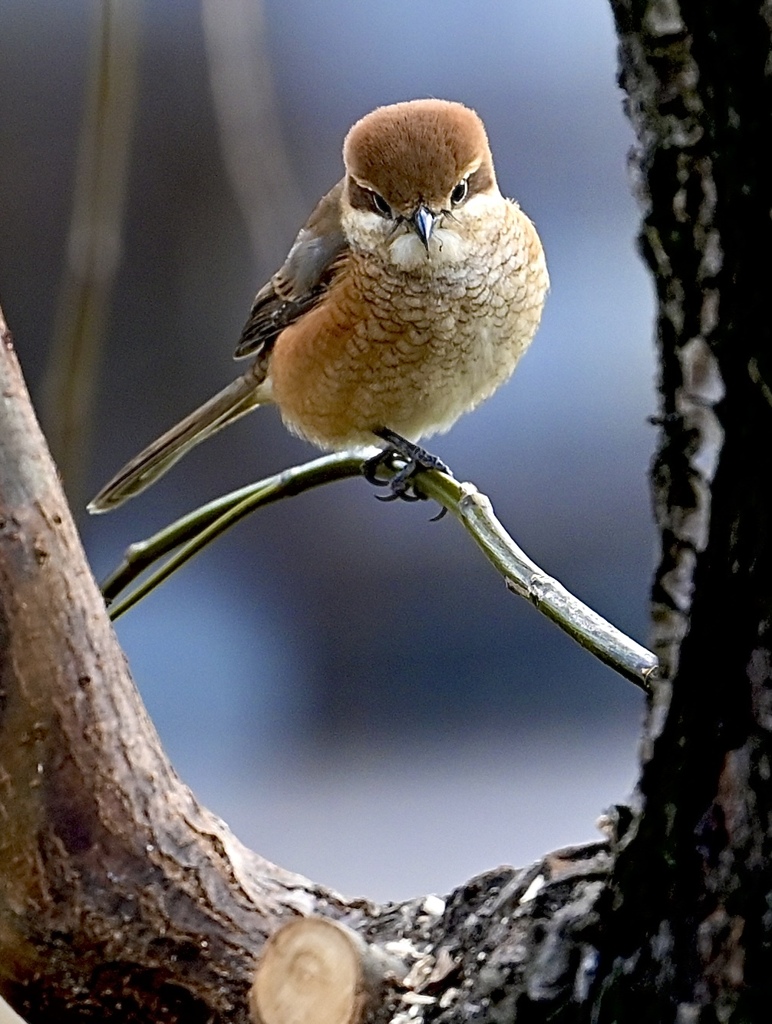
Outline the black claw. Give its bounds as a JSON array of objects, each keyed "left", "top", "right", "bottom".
[
  {"left": 362, "top": 447, "right": 397, "bottom": 487},
  {"left": 429, "top": 505, "right": 448, "bottom": 522},
  {"left": 373, "top": 427, "right": 451, "bottom": 475},
  {"left": 372, "top": 460, "right": 421, "bottom": 502},
  {"left": 375, "top": 490, "right": 421, "bottom": 503},
  {"left": 362, "top": 427, "right": 451, "bottom": 519}
]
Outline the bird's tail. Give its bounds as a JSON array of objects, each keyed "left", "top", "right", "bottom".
[{"left": 88, "top": 373, "right": 269, "bottom": 513}]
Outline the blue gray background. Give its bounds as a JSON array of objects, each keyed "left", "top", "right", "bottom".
[{"left": 1, "top": 0, "right": 655, "bottom": 901}]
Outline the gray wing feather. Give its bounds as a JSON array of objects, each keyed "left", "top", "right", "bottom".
[{"left": 234, "top": 180, "right": 348, "bottom": 359}]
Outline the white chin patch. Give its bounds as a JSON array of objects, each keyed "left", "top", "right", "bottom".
[{"left": 389, "top": 228, "right": 465, "bottom": 270}]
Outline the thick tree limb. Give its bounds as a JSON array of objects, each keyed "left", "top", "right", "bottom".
[
  {"left": 0, "top": 311, "right": 355, "bottom": 1018},
  {"left": 0, "top": 307, "right": 621, "bottom": 1023}
]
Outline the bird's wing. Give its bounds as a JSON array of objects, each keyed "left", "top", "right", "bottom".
[{"left": 234, "top": 179, "right": 349, "bottom": 360}]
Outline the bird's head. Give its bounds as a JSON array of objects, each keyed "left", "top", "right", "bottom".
[{"left": 341, "top": 99, "right": 500, "bottom": 270}]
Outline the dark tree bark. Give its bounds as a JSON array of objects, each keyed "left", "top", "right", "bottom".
[
  {"left": 3, "top": 2, "right": 772, "bottom": 1020},
  {"left": 594, "top": 0, "right": 772, "bottom": 1020}
]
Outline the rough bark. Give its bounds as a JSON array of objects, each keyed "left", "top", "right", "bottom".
[
  {"left": 0, "top": 310, "right": 617, "bottom": 1022},
  {"left": 593, "top": 1, "right": 772, "bottom": 1020},
  {"left": 0, "top": 312, "right": 355, "bottom": 1019}
]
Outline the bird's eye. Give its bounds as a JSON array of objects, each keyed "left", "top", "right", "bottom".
[
  {"left": 450, "top": 179, "right": 469, "bottom": 206},
  {"left": 370, "top": 191, "right": 392, "bottom": 218}
]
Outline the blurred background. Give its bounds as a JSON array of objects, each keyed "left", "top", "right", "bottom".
[{"left": 1, "top": 0, "right": 655, "bottom": 902}]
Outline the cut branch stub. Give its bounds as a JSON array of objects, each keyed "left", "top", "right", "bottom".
[{"left": 250, "top": 918, "right": 406, "bottom": 1024}]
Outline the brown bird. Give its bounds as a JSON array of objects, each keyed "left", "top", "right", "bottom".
[{"left": 88, "top": 98, "right": 549, "bottom": 514}]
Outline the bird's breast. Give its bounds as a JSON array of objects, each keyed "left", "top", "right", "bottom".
[{"left": 269, "top": 202, "right": 548, "bottom": 449}]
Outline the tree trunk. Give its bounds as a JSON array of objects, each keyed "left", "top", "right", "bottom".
[{"left": 593, "top": 0, "right": 772, "bottom": 1019}]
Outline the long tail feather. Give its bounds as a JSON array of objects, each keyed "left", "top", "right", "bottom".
[{"left": 88, "top": 374, "right": 268, "bottom": 513}]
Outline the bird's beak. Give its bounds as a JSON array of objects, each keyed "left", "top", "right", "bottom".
[{"left": 411, "top": 205, "right": 436, "bottom": 250}]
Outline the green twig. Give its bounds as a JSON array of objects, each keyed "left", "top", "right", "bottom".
[
  {"left": 102, "top": 451, "right": 365, "bottom": 618},
  {"left": 412, "top": 471, "right": 658, "bottom": 692},
  {"left": 101, "top": 451, "right": 657, "bottom": 692}
]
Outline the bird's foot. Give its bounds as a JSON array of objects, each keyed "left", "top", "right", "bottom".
[{"left": 363, "top": 428, "right": 450, "bottom": 519}]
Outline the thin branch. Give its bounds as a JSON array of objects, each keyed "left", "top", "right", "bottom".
[
  {"left": 101, "top": 451, "right": 365, "bottom": 617},
  {"left": 42, "top": 0, "right": 142, "bottom": 506},
  {"left": 414, "top": 471, "right": 658, "bottom": 692},
  {"left": 99, "top": 452, "right": 657, "bottom": 692},
  {"left": 201, "top": 0, "right": 303, "bottom": 265}
]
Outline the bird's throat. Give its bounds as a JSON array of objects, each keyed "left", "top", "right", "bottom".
[{"left": 388, "top": 227, "right": 466, "bottom": 270}]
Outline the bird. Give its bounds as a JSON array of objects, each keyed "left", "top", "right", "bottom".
[{"left": 88, "top": 98, "right": 549, "bottom": 514}]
